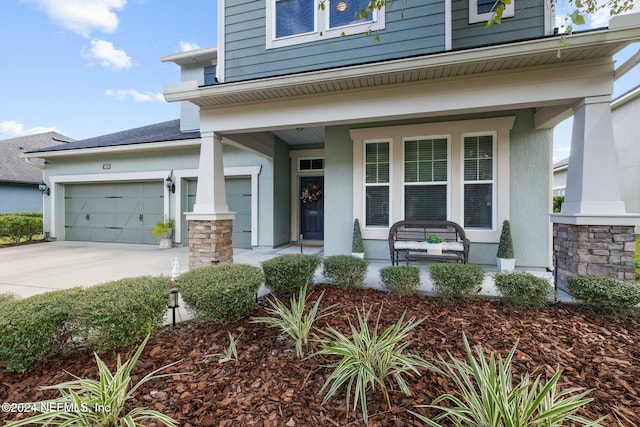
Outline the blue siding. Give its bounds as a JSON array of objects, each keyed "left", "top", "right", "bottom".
[
  {"left": 0, "top": 183, "right": 42, "bottom": 213},
  {"left": 452, "top": 0, "right": 546, "bottom": 50},
  {"left": 224, "top": 0, "right": 446, "bottom": 82}
]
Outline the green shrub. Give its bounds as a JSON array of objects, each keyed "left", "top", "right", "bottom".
[
  {"left": 352, "top": 218, "right": 364, "bottom": 253},
  {"left": 0, "top": 288, "right": 83, "bottom": 373},
  {"left": 0, "top": 292, "right": 18, "bottom": 309},
  {"left": 553, "top": 195, "right": 565, "bottom": 213},
  {"left": 429, "top": 263, "right": 484, "bottom": 300},
  {"left": 380, "top": 265, "right": 421, "bottom": 296},
  {"left": 497, "top": 220, "right": 514, "bottom": 259},
  {"left": 494, "top": 271, "right": 551, "bottom": 309},
  {"left": 74, "top": 276, "right": 172, "bottom": 352},
  {"left": 323, "top": 255, "right": 368, "bottom": 289},
  {"left": 568, "top": 275, "right": 640, "bottom": 315},
  {"left": 0, "top": 213, "right": 43, "bottom": 242},
  {"left": 262, "top": 254, "right": 321, "bottom": 295},
  {"left": 178, "top": 263, "right": 264, "bottom": 323}
]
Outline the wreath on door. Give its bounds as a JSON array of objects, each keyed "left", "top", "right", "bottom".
[{"left": 301, "top": 183, "right": 322, "bottom": 203}]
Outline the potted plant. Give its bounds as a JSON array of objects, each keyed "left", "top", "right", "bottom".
[
  {"left": 425, "top": 234, "right": 444, "bottom": 255},
  {"left": 352, "top": 218, "right": 365, "bottom": 258},
  {"left": 152, "top": 219, "right": 175, "bottom": 249},
  {"left": 497, "top": 220, "right": 515, "bottom": 272}
]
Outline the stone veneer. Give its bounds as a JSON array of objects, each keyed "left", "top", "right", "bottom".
[
  {"left": 553, "top": 223, "right": 636, "bottom": 291},
  {"left": 188, "top": 219, "right": 233, "bottom": 268}
]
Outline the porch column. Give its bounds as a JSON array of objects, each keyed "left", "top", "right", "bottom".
[
  {"left": 551, "top": 96, "right": 639, "bottom": 290},
  {"left": 186, "top": 131, "right": 235, "bottom": 268}
]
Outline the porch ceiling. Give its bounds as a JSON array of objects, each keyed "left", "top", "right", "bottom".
[{"left": 164, "top": 20, "right": 640, "bottom": 109}]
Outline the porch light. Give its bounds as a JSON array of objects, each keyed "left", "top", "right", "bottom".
[
  {"left": 38, "top": 181, "right": 50, "bottom": 196},
  {"left": 337, "top": 1, "right": 347, "bottom": 11},
  {"left": 165, "top": 171, "right": 175, "bottom": 194},
  {"left": 168, "top": 288, "right": 180, "bottom": 326}
]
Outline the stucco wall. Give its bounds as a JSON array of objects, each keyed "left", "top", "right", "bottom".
[
  {"left": 613, "top": 94, "right": 640, "bottom": 215},
  {"left": 0, "top": 183, "right": 42, "bottom": 213}
]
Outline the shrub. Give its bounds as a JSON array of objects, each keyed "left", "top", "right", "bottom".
[
  {"left": 323, "top": 255, "right": 368, "bottom": 289},
  {"left": 262, "top": 254, "right": 321, "bottom": 295},
  {"left": 380, "top": 265, "right": 421, "bottom": 296},
  {"left": 352, "top": 218, "right": 364, "bottom": 253},
  {"left": 413, "top": 334, "right": 601, "bottom": 427},
  {"left": 568, "top": 275, "right": 640, "bottom": 315},
  {"left": 0, "top": 213, "right": 43, "bottom": 243},
  {"left": 494, "top": 271, "right": 551, "bottom": 309},
  {"left": 178, "top": 263, "right": 264, "bottom": 323},
  {"left": 429, "top": 263, "right": 484, "bottom": 300},
  {"left": 553, "top": 195, "right": 565, "bottom": 213},
  {"left": 426, "top": 234, "right": 444, "bottom": 243},
  {"left": 497, "top": 220, "right": 514, "bottom": 259},
  {"left": 0, "top": 292, "right": 18, "bottom": 308},
  {"left": 73, "top": 276, "right": 172, "bottom": 352},
  {"left": 0, "top": 288, "right": 83, "bottom": 373}
]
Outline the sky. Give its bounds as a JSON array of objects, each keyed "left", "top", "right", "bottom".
[{"left": 0, "top": 0, "right": 638, "bottom": 162}]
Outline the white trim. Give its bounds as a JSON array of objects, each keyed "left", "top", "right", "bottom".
[
  {"left": 445, "top": 0, "right": 452, "bottom": 50},
  {"left": 297, "top": 156, "right": 325, "bottom": 172},
  {"left": 218, "top": 0, "right": 226, "bottom": 82},
  {"left": 361, "top": 139, "right": 392, "bottom": 239},
  {"left": 469, "top": 0, "right": 515, "bottom": 24},
  {"left": 224, "top": 165, "right": 262, "bottom": 247},
  {"left": 266, "top": 0, "right": 385, "bottom": 49},
  {"left": 290, "top": 148, "right": 325, "bottom": 242},
  {"left": 23, "top": 138, "right": 202, "bottom": 159}
]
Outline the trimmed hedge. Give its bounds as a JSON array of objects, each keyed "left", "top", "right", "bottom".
[
  {"left": 494, "top": 271, "right": 551, "bottom": 309},
  {"left": 323, "top": 255, "right": 368, "bottom": 289},
  {"left": 429, "top": 263, "right": 485, "bottom": 300},
  {"left": 73, "top": 276, "right": 172, "bottom": 351},
  {"left": 0, "top": 213, "right": 43, "bottom": 243},
  {"left": 178, "top": 264, "right": 264, "bottom": 323},
  {"left": 380, "top": 265, "right": 421, "bottom": 296},
  {"left": 262, "top": 254, "right": 321, "bottom": 296},
  {"left": 568, "top": 275, "right": 640, "bottom": 315},
  {"left": 0, "top": 288, "right": 83, "bottom": 373}
]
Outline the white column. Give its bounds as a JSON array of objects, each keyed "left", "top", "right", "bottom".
[
  {"left": 187, "top": 131, "right": 235, "bottom": 221},
  {"left": 551, "top": 96, "right": 639, "bottom": 226}
]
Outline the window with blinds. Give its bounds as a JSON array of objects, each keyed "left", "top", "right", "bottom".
[
  {"left": 403, "top": 138, "right": 448, "bottom": 221},
  {"left": 275, "top": 0, "right": 315, "bottom": 38},
  {"left": 464, "top": 135, "right": 494, "bottom": 229},
  {"left": 365, "top": 141, "right": 390, "bottom": 227}
]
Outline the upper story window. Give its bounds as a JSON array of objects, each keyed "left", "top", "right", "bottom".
[
  {"left": 204, "top": 65, "right": 217, "bottom": 86},
  {"left": 469, "top": 0, "right": 515, "bottom": 24},
  {"left": 267, "top": 0, "right": 385, "bottom": 49}
]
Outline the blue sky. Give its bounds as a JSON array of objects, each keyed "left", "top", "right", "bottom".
[{"left": 0, "top": 0, "right": 638, "bottom": 163}]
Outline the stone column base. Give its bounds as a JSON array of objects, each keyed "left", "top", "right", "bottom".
[
  {"left": 553, "top": 223, "right": 636, "bottom": 291},
  {"left": 188, "top": 219, "right": 233, "bottom": 268}
]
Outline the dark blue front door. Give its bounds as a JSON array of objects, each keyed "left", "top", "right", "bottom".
[{"left": 300, "top": 176, "right": 324, "bottom": 240}]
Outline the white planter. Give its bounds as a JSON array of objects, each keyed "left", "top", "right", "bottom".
[
  {"left": 159, "top": 238, "right": 173, "bottom": 249},
  {"left": 425, "top": 242, "right": 443, "bottom": 255},
  {"left": 352, "top": 252, "right": 365, "bottom": 259},
  {"left": 497, "top": 257, "right": 515, "bottom": 272}
]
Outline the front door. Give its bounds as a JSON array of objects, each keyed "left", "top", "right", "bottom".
[{"left": 299, "top": 176, "right": 324, "bottom": 240}]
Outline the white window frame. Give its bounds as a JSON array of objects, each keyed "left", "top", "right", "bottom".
[
  {"left": 266, "top": 0, "right": 386, "bottom": 49},
  {"left": 469, "top": 0, "right": 515, "bottom": 24},
  {"left": 298, "top": 156, "right": 325, "bottom": 172},
  {"left": 461, "top": 132, "right": 497, "bottom": 231},
  {"left": 363, "top": 139, "right": 392, "bottom": 229},
  {"left": 402, "top": 136, "right": 451, "bottom": 222}
]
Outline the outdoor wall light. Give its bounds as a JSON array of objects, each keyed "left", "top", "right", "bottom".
[
  {"left": 165, "top": 171, "right": 175, "bottom": 194},
  {"left": 38, "top": 181, "right": 50, "bottom": 196},
  {"left": 168, "top": 288, "right": 180, "bottom": 326}
]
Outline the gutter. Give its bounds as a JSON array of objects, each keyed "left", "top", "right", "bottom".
[
  {"left": 24, "top": 157, "right": 45, "bottom": 170},
  {"left": 614, "top": 47, "right": 640, "bottom": 80}
]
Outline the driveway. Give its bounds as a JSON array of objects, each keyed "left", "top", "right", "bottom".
[{"left": 0, "top": 241, "right": 189, "bottom": 298}]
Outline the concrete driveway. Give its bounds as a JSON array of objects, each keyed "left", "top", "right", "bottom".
[{"left": 0, "top": 241, "right": 189, "bottom": 298}]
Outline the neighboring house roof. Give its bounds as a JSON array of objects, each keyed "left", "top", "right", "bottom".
[
  {"left": 27, "top": 120, "right": 200, "bottom": 154},
  {"left": 553, "top": 157, "right": 569, "bottom": 170},
  {"left": 611, "top": 83, "right": 640, "bottom": 110},
  {"left": 0, "top": 132, "right": 74, "bottom": 184}
]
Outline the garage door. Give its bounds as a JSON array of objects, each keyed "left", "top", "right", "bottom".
[
  {"left": 65, "top": 182, "right": 164, "bottom": 244},
  {"left": 187, "top": 177, "right": 252, "bottom": 249}
]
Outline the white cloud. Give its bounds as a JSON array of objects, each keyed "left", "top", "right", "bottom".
[
  {"left": 84, "top": 40, "right": 132, "bottom": 70},
  {"left": 179, "top": 41, "right": 201, "bottom": 52},
  {"left": 23, "top": 0, "right": 126, "bottom": 37},
  {"left": 105, "top": 89, "right": 165, "bottom": 102},
  {"left": 553, "top": 146, "right": 571, "bottom": 164},
  {"left": 0, "top": 120, "right": 57, "bottom": 139}
]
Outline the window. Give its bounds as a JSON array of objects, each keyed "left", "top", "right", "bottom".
[
  {"left": 275, "top": 0, "right": 315, "bottom": 38},
  {"left": 204, "top": 65, "right": 217, "bottom": 86},
  {"left": 299, "top": 158, "right": 325, "bottom": 171},
  {"left": 469, "top": 0, "right": 515, "bottom": 24},
  {"left": 404, "top": 138, "right": 448, "bottom": 221},
  {"left": 267, "top": 0, "right": 384, "bottom": 49},
  {"left": 463, "top": 135, "right": 494, "bottom": 229},
  {"left": 365, "top": 141, "right": 389, "bottom": 227}
]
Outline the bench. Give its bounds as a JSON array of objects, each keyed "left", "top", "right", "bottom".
[{"left": 388, "top": 220, "right": 470, "bottom": 265}]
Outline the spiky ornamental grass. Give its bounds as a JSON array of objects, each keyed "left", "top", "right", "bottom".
[
  {"left": 251, "top": 287, "right": 336, "bottom": 359},
  {"left": 413, "top": 334, "right": 603, "bottom": 427},
  {"left": 208, "top": 331, "right": 241, "bottom": 364},
  {"left": 5, "top": 334, "right": 181, "bottom": 427},
  {"left": 317, "top": 307, "right": 429, "bottom": 424}
]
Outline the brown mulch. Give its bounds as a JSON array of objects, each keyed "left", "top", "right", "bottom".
[
  {"left": 2, "top": 284, "right": 640, "bottom": 426},
  {"left": 0, "top": 239, "right": 49, "bottom": 249}
]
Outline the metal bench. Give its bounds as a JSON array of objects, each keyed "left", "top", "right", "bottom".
[{"left": 388, "top": 220, "right": 470, "bottom": 265}]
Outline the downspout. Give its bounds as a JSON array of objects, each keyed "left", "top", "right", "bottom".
[
  {"left": 614, "top": 47, "right": 640, "bottom": 80},
  {"left": 23, "top": 155, "right": 45, "bottom": 170}
]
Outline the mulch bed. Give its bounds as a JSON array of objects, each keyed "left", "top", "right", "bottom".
[
  {"left": 2, "top": 284, "right": 640, "bottom": 426},
  {"left": 0, "top": 239, "right": 49, "bottom": 249}
]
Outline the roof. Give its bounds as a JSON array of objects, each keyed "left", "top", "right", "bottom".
[
  {"left": 27, "top": 120, "right": 200, "bottom": 154},
  {"left": 161, "top": 46, "right": 218, "bottom": 66},
  {"left": 0, "top": 132, "right": 74, "bottom": 183},
  {"left": 553, "top": 157, "right": 569, "bottom": 170}
]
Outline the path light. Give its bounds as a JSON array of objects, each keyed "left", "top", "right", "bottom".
[
  {"left": 38, "top": 181, "right": 50, "bottom": 195},
  {"left": 165, "top": 170, "right": 175, "bottom": 194},
  {"left": 169, "top": 288, "right": 180, "bottom": 326}
]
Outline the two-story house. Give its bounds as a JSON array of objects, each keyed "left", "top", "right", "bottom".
[{"left": 26, "top": 1, "right": 640, "bottom": 288}]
